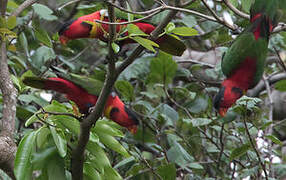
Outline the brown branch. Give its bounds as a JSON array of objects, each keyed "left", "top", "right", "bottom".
[
  {"left": 11, "top": 0, "right": 39, "bottom": 17},
  {"left": 201, "top": 0, "right": 236, "bottom": 30},
  {"left": 222, "top": 0, "right": 249, "bottom": 19},
  {"left": 71, "top": 4, "right": 117, "bottom": 180},
  {"left": 274, "top": 47, "right": 286, "bottom": 73},
  {"left": 72, "top": 1, "right": 185, "bottom": 179},
  {"left": 0, "top": 1, "right": 17, "bottom": 178},
  {"left": 94, "top": 8, "right": 163, "bottom": 25},
  {"left": 247, "top": 73, "right": 286, "bottom": 97}
]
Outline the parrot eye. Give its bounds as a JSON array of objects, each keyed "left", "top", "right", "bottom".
[
  {"left": 109, "top": 107, "right": 119, "bottom": 118},
  {"left": 86, "top": 103, "right": 94, "bottom": 108},
  {"left": 231, "top": 87, "right": 243, "bottom": 97}
]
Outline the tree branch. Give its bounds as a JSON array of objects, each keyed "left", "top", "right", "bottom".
[
  {"left": 0, "top": 0, "right": 17, "bottom": 178},
  {"left": 71, "top": 4, "right": 118, "bottom": 180},
  {"left": 247, "top": 73, "right": 286, "bottom": 97},
  {"left": 71, "top": 2, "right": 183, "bottom": 179},
  {"left": 243, "top": 116, "right": 268, "bottom": 180},
  {"left": 11, "top": 0, "right": 39, "bottom": 17},
  {"left": 222, "top": 0, "right": 249, "bottom": 19}
]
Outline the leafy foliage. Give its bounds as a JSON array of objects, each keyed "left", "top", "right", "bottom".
[{"left": 0, "top": 0, "right": 286, "bottom": 180}]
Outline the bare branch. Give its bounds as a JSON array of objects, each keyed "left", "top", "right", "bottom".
[
  {"left": 94, "top": 8, "right": 163, "bottom": 25},
  {"left": 274, "top": 47, "right": 286, "bottom": 73},
  {"left": 71, "top": 4, "right": 118, "bottom": 180},
  {"left": 201, "top": 0, "right": 236, "bottom": 30},
  {"left": 11, "top": 0, "right": 39, "bottom": 17},
  {"left": 0, "top": 1, "right": 18, "bottom": 177},
  {"left": 222, "top": 0, "right": 249, "bottom": 19},
  {"left": 243, "top": 116, "right": 268, "bottom": 180},
  {"left": 248, "top": 73, "right": 286, "bottom": 97}
]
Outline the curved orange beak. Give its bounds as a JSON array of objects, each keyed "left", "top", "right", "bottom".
[
  {"left": 127, "top": 125, "right": 137, "bottom": 134},
  {"left": 219, "top": 108, "right": 228, "bottom": 117},
  {"left": 59, "top": 35, "right": 69, "bottom": 45}
]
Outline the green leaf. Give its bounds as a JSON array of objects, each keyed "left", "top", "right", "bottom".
[
  {"left": 14, "top": 131, "right": 36, "bottom": 180},
  {"left": 130, "top": 36, "right": 159, "bottom": 52},
  {"left": 192, "top": 118, "right": 212, "bottom": 127},
  {"left": 49, "top": 125, "right": 67, "bottom": 157},
  {"left": 127, "top": 24, "right": 148, "bottom": 36},
  {"left": 229, "top": 0, "right": 238, "bottom": 7},
  {"left": 36, "top": 127, "right": 50, "bottom": 149},
  {"left": 86, "top": 142, "right": 110, "bottom": 173},
  {"left": 84, "top": 162, "right": 101, "bottom": 180},
  {"left": 147, "top": 51, "right": 177, "bottom": 84},
  {"left": 275, "top": 80, "right": 286, "bottom": 92},
  {"left": 156, "top": 164, "right": 176, "bottom": 180},
  {"left": 115, "top": 80, "right": 134, "bottom": 101},
  {"left": 97, "top": 132, "right": 130, "bottom": 157},
  {"left": 167, "top": 142, "right": 194, "bottom": 168},
  {"left": 31, "top": 46, "right": 56, "bottom": 68},
  {"left": 241, "top": 0, "right": 254, "bottom": 13},
  {"left": 111, "top": 42, "right": 120, "bottom": 53},
  {"left": 189, "top": 162, "right": 204, "bottom": 169},
  {"left": 34, "top": 27, "right": 53, "bottom": 48},
  {"left": 94, "top": 119, "right": 124, "bottom": 137},
  {"left": 170, "top": 27, "right": 198, "bottom": 36},
  {"left": 19, "top": 33, "right": 29, "bottom": 56},
  {"left": 32, "top": 3, "right": 57, "bottom": 21},
  {"left": 31, "top": 146, "right": 57, "bottom": 170},
  {"left": 46, "top": 150, "right": 66, "bottom": 180},
  {"left": 230, "top": 144, "right": 250, "bottom": 160},
  {"left": 104, "top": 166, "right": 122, "bottom": 180},
  {"left": 265, "top": 135, "right": 283, "bottom": 145},
  {"left": 7, "top": 16, "right": 17, "bottom": 29}
]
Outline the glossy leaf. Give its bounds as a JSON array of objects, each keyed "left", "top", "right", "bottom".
[
  {"left": 49, "top": 125, "right": 67, "bottom": 157},
  {"left": 130, "top": 36, "right": 159, "bottom": 52},
  {"left": 147, "top": 51, "right": 177, "bottom": 84},
  {"left": 115, "top": 80, "right": 134, "bottom": 101},
  {"left": 32, "top": 3, "right": 57, "bottom": 21},
  {"left": 7, "top": 16, "right": 16, "bottom": 29},
  {"left": 170, "top": 27, "right": 198, "bottom": 36},
  {"left": 156, "top": 163, "right": 176, "bottom": 180},
  {"left": 230, "top": 144, "right": 250, "bottom": 161},
  {"left": 34, "top": 27, "right": 53, "bottom": 48},
  {"left": 97, "top": 132, "right": 130, "bottom": 157},
  {"left": 14, "top": 131, "right": 36, "bottom": 180}
]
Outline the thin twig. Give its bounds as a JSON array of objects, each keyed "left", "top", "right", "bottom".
[
  {"left": 274, "top": 47, "right": 286, "bottom": 73},
  {"left": 35, "top": 114, "right": 57, "bottom": 127},
  {"left": 262, "top": 75, "right": 274, "bottom": 178},
  {"left": 11, "top": 0, "right": 38, "bottom": 17},
  {"left": 222, "top": 0, "right": 249, "bottom": 19},
  {"left": 243, "top": 116, "right": 268, "bottom": 180},
  {"left": 176, "top": 60, "right": 215, "bottom": 68},
  {"left": 106, "top": 1, "right": 164, "bottom": 15},
  {"left": 201, "top": 0, "right": 235, "bottom": 30},
  {"left": 217, "top": 124, "right": 225, "bottom": 167},
  {"left": 57, "top": 0, "right": 80, "bottom": 11},
  {"left": 40, "top": 108, "right": 83, "bottom": 121},
  {"left": 94, "top": 8, "right": 163, "bottom": 25}
]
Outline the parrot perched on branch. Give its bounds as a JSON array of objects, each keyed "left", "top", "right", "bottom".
[
  {"left": 23, "top": 72, "right": 139, "bottom": 133},
  {"left": 214, "top": 0, "right": 279, "bottom": 116},
  {"left": 58, "top": 9, "right": 186, "bottom": 56}
]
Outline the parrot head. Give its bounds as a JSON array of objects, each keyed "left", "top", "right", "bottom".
[
  {"left": 58, "top": 11, "right": 102, "bottom": 45},
  {"left": 214, "top": 80, "right": 244, "bottom": 117},
  {"left": 104, "top": 96, "right": 139, "bottom": 134}
]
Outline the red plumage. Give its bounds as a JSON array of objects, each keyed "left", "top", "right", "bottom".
[{"left": 28, "top": 77, "right": 138, "bottom": 133}]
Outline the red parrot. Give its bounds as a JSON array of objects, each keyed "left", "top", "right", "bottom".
[
  {"left": 23, "top": 75, "right": 138, "bottom": 134},
  {"left": 214, "top": 0, "right": 278, "bottom": 116},
  {"left": 58, "top": 9, "right": 186, "bottom": 56}
]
